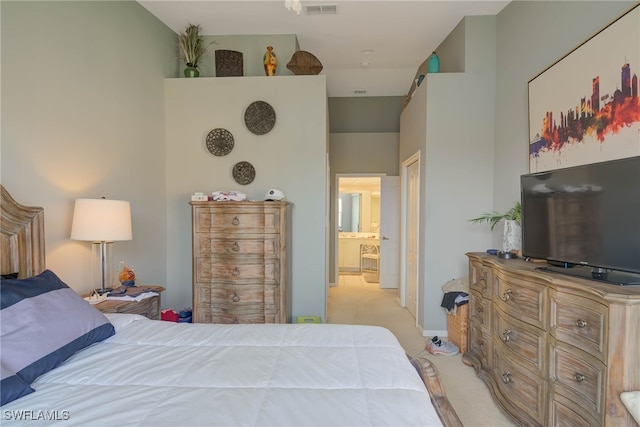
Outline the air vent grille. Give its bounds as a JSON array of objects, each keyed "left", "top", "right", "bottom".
[{"left": 305, "top": 4, "right": 337, "bottom": 15}]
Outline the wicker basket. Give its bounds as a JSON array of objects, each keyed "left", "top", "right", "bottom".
[
  {"left": 447, "top": 303, "right": 468, "bottom": 354},
  {"left": 286, "top": 50, "right": 323, "bottom": 75}
]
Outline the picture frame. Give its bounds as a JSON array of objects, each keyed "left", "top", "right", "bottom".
[{"left": 528, "top": 5, "right": 640, "bottom": 173}]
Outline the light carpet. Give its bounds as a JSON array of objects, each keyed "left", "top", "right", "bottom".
[{"left": 328, "top": 275, "right": 516, "bottom": 427}]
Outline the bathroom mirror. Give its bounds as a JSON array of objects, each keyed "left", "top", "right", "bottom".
[
  {"left": 337, "top": 177, "right": 381, "bottom": 234},
  {"left": 338, "top": 193, "right": 360, "bottom": 232}
]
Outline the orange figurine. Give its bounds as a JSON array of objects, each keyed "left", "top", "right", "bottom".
[
  {"left": 118, "top": 262, "right": 136, "bottom": 286},
  {"left": 264, "top": 46, "right": 277, "bottom": 76}
]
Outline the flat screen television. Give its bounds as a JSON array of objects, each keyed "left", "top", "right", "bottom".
[{"left": 520, "top": 156, "right": 640, "bottom": 285}]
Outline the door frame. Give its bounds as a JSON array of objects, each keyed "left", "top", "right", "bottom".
[
  {"left": 400, "top": 150, "right": 420, "bottom": 323},
  {"left": 333, "top": 173, "right": 385, "bottom": 285}
]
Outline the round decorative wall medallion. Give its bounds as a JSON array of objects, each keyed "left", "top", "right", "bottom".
[
  {"left": 206, "top": 128, "right": 234, "bottom": 156},
  {"left": 232, "top": 161, "right": 256, "bottom": 185},
  {"left": 244, "top": 101, "right": 276, "bottom": 135}
]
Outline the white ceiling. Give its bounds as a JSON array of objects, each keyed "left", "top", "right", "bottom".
[{"left": 137, "top": 0, "right": 510, "bottom": 97}]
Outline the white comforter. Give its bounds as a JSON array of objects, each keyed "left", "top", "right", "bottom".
[{"left": 3, "top": 314, "right": 442, "bottom": 426}]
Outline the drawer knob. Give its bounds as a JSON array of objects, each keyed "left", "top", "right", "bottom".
[
  {"left": 478, "top": 340, "right": 485, "bottom": 347},
  {"left": 501, "top": 329, "right": 512, "bottom": 342},
  {"left": 576, "top": 319, "right": 587, "bottom": 328},
  {"left": 232, "top": 293, "right": 240, "bottom": 303},
  {"left": 575, "top": 373, "right": 586, "bottom": 383},
  {"left": 232, "top": 242, "right": 240, "bottom": 252},
  {"left": 501, "top": 371, "right": 512, "bottom": 384},
  {"left": 233, "top": 318, "right": 240, "bottom": 324},
  {"left": 232, "top": 216, "right": 240, "bottom": 226},
  {"left": 477, "top": 306, "right": 484, "bottom": 313},
  {"left": 500, "top": 289, "right": 512, "bottom": 302},
  {"left": 233, "top": 267, "right": 240, "bottom": 277}
]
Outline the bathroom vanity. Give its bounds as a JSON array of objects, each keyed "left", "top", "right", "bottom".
[{"left": 338, "top": 233, "right": 379, "bottom": 272}]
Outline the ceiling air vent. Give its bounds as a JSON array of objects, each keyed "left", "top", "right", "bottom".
[{"left": 305, "top": 4, "right": 337, "bottom": 15}]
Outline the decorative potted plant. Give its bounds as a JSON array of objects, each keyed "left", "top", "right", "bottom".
[
  {"left": 469, "top": 202, "right": 522, "bottom": 252},
  {"left": 178, "top": 23, "right": 211, "bottom": 78}
]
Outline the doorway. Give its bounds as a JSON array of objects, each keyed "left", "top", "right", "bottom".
[
  {"left": 334, "top": 174, "right": 401, "bottom": 290},
  {"left": 400, "top": 152, "right": 420, "bottom": 322},
  {"left": 336, "top": 175, "right": 381, "bottom": 284}
]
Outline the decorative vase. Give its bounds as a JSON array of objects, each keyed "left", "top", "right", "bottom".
[
  {"left": 427, "top": 51, "right": 440, "bottom": 73},
  {"left": 502, "top": 220, "right": 522, "bottom": 252},
  {"left": 263, "top": 46, "right": 277, "bottom": 76},
  {"left": 184, "top": 64, "right": 200, "bottom": 78}
]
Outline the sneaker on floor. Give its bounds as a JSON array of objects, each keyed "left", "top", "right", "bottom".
[{"left": 425, "top": 336, "right": 459, "bottom": 355}]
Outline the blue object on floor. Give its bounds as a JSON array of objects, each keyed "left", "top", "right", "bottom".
[{"left": 178, "top": 308, "right": 192, "bottom": 323}]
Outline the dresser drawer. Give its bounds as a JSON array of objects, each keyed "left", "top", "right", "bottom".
[
  {"left": 195, "top": 234, "right": 280, "bottom": 257},
  {"left": 94, "top": 294, "right": 161, "bottom": 320},
  {"left": 493, "top": 307, "right": 545, "bottom": 375},
  {"left": 549, "top": 396, "right": 601, "bottom": 427},
  {"left": 196, "top": 283, "right": 278, "bottom": 307},
  {"left": 195, "top": 283, "right": 264, "bottom": 305},
  {"left": 196, "top": 259, "right": 279, "bottom": 284},
  {"left": 493, "top": 270, "right": 546, "bottom": 329},
  {"left": 549, "top": 339, "right": 605, "bottom": 422},
  {"left": 194, "top": 207, "right": 281, "bottom": 234},
  {"left": 469, "top": 260, "right": 490, "bottom": 297},
  {"left": 194, "top": 307, "right": 266, "bottom": 324},
  {"left": 492, "top": 346, "right": 546, "bottom": 426},
  {"left": 470, "top": 290, "right": 491, "bottom": 332},
  {"left": 469, "top": 322, "right": 490, "bottom": 369},
  {"left": 549, "top": 289, "right": 607, "bottom": 361}
]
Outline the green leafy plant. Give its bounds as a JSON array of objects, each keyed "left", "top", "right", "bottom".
[
  {"left": 178, "top": 23, "right": 212, "bottom": 67},
  {"left": 469, "top": 202, "right": 521, "bottom": 230}
]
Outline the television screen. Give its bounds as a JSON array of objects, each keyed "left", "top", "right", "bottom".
[{"left": 521, "top": 156, "right": 640, "bottom": 277}]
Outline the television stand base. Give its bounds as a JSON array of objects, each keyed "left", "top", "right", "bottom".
[{"left": 537, "top": 265, "right": 640, "bottom": 286}]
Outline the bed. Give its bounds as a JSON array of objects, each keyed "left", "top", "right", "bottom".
[{"left": 0, "top": 185, "right": 462, "bottom": 426}]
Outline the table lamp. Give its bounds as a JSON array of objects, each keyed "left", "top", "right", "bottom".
[{"left": 71, "top": 198, "right": 132, "bottom": 294}]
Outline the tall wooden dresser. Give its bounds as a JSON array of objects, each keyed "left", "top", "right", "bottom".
[
  {"left": 190, "top": 201, "right": 292, "bottom": 324},
  {"left": 463, "top": 252, "right": 640, "bottom": 427}
]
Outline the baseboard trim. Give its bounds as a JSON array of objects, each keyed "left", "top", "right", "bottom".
[{"left": 422, "top": 329, "right": 448, "bottom": 338}]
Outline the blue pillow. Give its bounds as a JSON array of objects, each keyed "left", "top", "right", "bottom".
[{"left": 1, "top": 270, "right": 115, "bottom": 405}]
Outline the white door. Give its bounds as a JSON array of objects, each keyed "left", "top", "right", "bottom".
[
  {"left": 405, "top": 160, "right": 419, "bottom": 319},
  {"left": 380, "top": 176, "right": 400, "bottom": 289}
]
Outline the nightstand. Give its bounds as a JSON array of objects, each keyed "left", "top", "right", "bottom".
[{"left": 88, "top": 285, "right": 165, "bottom": 320}]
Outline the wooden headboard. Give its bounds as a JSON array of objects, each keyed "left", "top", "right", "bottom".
[{"left": 0, "top": 185, "right": 46, "bottom": 278}]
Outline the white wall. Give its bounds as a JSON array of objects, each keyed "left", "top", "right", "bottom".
[
  {"left": 400, "top": 16, "right": 496, "bottom": 332},
  {"left": 164, "top": 76, "right": 328, "bottom": 321},
  {"left": 1, "top": 1, "right": 176, "bottom": 294},
  {"left": 328, "top": 132, "right": 399, "bottom": 280}
]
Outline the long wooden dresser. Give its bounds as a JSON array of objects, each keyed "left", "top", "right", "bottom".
[
  {"left": 190, "top": 201, "right": 292, "bottom": 324},
  {"left": 462, "top": 252, "right": 640, "bottom": 427}
]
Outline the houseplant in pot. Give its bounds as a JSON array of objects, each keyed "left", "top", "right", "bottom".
[
  {"left": 469, "top": 202, "right": 522, "bottom": 253},
  {"left": 178, "top": 23, "right": 211, "bottom": 77}
]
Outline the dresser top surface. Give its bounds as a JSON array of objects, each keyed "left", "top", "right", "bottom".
[
  {"left": 190, "top": 201, "right": 292, "bottom": 207},
  {"left": 467, "top": 252, "right": 640, "bottom": 300}
]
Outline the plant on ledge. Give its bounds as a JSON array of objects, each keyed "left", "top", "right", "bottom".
[
  {"left": 468, "top": 202, "right": 521, "bottom": 230},
  {"left": 469, "top": 202, "right": 522, "bottom": 252},
  {"left": 178, "top": 23, "right": 213, "bottom": 77}
]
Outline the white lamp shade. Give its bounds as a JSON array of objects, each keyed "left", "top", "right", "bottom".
[{"left": 71, "top": 198, "right": 132, "bottom": 242}]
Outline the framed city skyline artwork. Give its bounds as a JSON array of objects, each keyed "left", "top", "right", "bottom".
[{"left": 528, "top": 4, "right": 640, "bottom": 173}]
